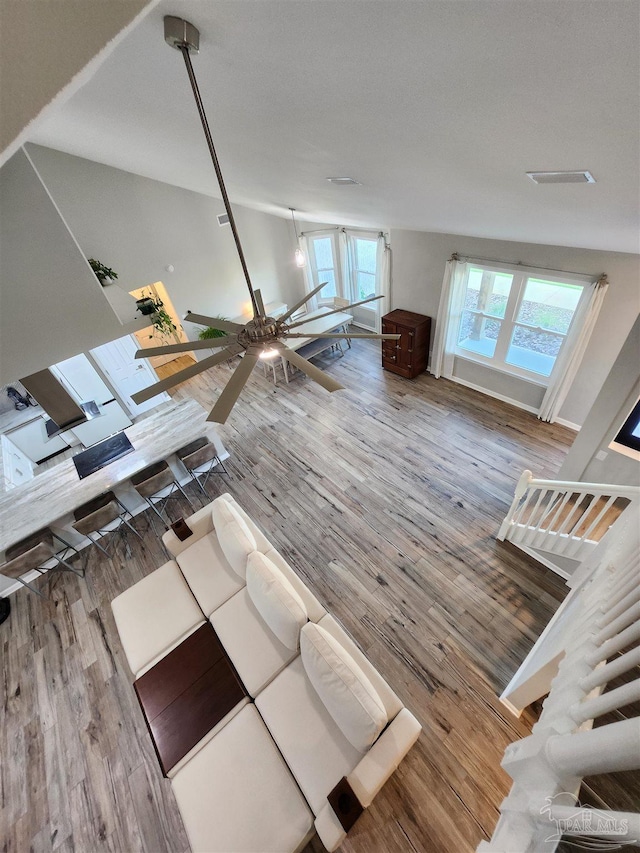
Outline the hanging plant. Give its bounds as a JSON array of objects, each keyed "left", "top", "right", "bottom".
[
  {"left": 136, "top": 290, "right": 178, "bottom": 340},
  {"left": 88, "top": 258, "right": 118, "bottom": 286}
]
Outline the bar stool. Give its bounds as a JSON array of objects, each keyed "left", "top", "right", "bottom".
[
  {"left": 131, "top": 460, "right": 195, "bottom": 533},
  {"left": 0, "top": 528, "right": 83, "bottom": 598},
  {"left": 177, "top": 436, "right": 228, "bottom": 498},
  {"left": 73, "top": 491, "right": 142, "bottom": 562}
]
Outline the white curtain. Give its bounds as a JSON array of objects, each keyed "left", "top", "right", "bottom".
[
  {"left": 339, "top": 229, "right": 350, "bottom": 302},
  {"left": 538, "top": 275, "right": 609, "bottom": 422},
  {"left": 431, "top": 256, "right": 468, "bottom": 378},
  {"left": 299, "top": 234, "right": 318, "bottom": 313},
  {"left": 375, "top": 234, "right": 391, "bottom": 332}
]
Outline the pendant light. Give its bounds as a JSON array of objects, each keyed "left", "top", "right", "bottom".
[{"left": 289, "top": 208, "right": 306, "bottom": 268}]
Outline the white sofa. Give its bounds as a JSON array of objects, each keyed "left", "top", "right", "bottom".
[{"left": 112, "top": 493, "right": 421, "bottom": 853}]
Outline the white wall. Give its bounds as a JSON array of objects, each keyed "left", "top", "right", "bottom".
[
  {"left": 26, "top": 145, "right": 305, "bottom": 338},
  {"left": 0, "top": 148, "right": 141, "bottom": 384},
  {"left": 559, "top": 315, "right": 640, "bottom": 487},
  {"left": 389, "top": 229, "right": 640, "bottom": 427},
  {"left": 0, "top": 0, "right": 156, "bottom": 165}
]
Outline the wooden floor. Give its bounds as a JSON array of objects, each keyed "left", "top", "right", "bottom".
[{"left": 2, "top": 339, "right": 590, "bottom": 852}]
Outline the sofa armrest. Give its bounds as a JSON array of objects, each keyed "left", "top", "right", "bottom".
[
  {"left": 162, "top": 504, "right": 216, "bottom": 556},
  {"left": 347, "top": 708, "right": 421, "bottom": 807},
  {"left": 315, "top": 802, "right": 347, "bottom": 853}
]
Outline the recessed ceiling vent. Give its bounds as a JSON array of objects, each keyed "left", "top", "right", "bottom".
[
  {"left": 326, "top": 177, "right": 361, "bottom": 186},
  {"left": 527, "top": 170, "right": 596, "bottom": 184},
  {"left": 217, "top": 213, "right": 230, "bottom": 226}
]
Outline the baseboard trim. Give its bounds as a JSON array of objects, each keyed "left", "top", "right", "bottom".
[
  {"left": 555, "top": 417, "right": 581, "bottom": 431},
  {"left": 446, "top": 375, "right": 539, "bottom": 416}
]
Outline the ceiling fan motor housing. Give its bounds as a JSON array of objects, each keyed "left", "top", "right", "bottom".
[{"left": 242, "top": 317, "right": 280, "bottom": 345}]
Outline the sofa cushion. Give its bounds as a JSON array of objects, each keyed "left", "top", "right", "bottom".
[
  {"left": 262, "top": 548, "right": 327, "bottom": 624},
  {"left": 246, "top": 552, "right": 307, "bottom": 650},
  {"left": 211, "top": 497, "right": 256, "bottom": 578},
  {"left": 111, "top": 561, "right": 205, "bottom": 678},
  {"left": 300, "top": 623, "right": 388, "bottom": 752},
  {"left": 255, "top": 656, "right": 362, "bottom": 816},
  {"left": 171, "top": 704, "right": 313, "bottom": 853},
  {"left": 176, "top": 531, "right": 244, "bottom": 617},
  {"left": 210, "top": 588, "right": 297, "bottom": 697}
]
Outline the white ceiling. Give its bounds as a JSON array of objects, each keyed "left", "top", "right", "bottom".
[{"left": 30, "top": 0, "right": 640, "bottom": 253}]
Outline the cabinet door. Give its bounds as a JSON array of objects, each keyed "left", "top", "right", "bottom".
[
  {"left": 395, "top": 324, "right": 414, "bottom": 372},
  {"left": 381, "top": 319, "right": 399, "bottom": 366}
]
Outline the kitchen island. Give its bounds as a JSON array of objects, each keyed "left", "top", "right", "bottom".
[{"left": 0, "top": 398, "right": 227, "bottom": 557}]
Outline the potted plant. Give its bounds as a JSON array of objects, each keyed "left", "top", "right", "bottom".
[
  {"left": 88, "top": 258, "right": 118, "bottom": 286},
  {"left": 198, "top": 319, "right": 230, "bottom": 341}
]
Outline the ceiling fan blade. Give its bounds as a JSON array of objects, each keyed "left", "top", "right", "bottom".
[
  {"left": 285, "top": 332, "right": 401, "bottom": 340},
  {"left": 131, "top": 346, "right": 242, "bottom": 404},
  {"left": 285, "top": 295, "right": 383, "bottom": 330},
  {"left": 134, "top": 336, "right": 238, "bottom": 359},
  {"left": 278, "top": 282, "right": 329, "bottom": 323},
  {"left": 254, "top": 288, "right": 266, "bottom": 317},
  {"left": 276, "top": 345, "right": 344, "bottom": 393},
  {"left": 206, "top": 347, "right": 261, "bottom": 423},
  {"left": 184, "top": 312, "right": 244, "bottom": 333}
]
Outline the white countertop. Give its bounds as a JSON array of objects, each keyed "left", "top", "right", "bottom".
[{"left": 0, "top": 398, "right": 227, "bottom": 553}]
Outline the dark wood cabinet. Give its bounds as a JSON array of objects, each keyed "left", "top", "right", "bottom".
[{"left": 381, "top": 309, "right": 431, "bottom": 379}]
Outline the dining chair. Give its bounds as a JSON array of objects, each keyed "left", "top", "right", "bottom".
[
  {"left": 0, "top": 528, "right": 83, "bottom": 598},
  {"left": 73, "top": 491, "right": 142, "bottom": 562},
  {"left": 131, "top": 460, "right": 195, "bottom": 534},
  {"left": 176, "top": 436, "right": 228, "bottom": 499}
]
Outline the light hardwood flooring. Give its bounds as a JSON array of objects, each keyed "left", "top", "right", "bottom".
[{"left": 2, "top": 339, "right": 628, "bottom": 852}]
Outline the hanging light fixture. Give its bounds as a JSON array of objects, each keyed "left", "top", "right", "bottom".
[
  {"left": 128, "top": 15, "right": 400, "bottom": 425},
  {"left": 289, "top": 208, "right": 306, "bottom": 268}
]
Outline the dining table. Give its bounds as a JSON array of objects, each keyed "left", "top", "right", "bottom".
[
  {"left": 0, "top": 398, "right": 227, "bottom": 555},
  {"left": 268, "top": 306, "right": 354, "bottom": 384}
]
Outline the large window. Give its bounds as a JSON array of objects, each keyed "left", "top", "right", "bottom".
[
  {"left": 455, "top": 264, "right": 586, "bottom": 381},
  {"left": 309, "top": 234, "right": 339, "bottom": 300},
  {"left": 348, "top": 235, "right": 377, "bottom": 301}
]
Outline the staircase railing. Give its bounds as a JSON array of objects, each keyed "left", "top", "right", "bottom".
[
  {"left": 498, "top": 470, "right": 639, "bottom": 562},
  {"left": 480, "top": 512, "right": 640, "bottom": 852}
]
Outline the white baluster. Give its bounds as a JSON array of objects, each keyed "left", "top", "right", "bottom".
[{"left": 546, "top": 718, "right": 640, "bottom": 776}]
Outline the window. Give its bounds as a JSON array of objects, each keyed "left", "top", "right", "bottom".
[
  {"left": 611, "top": 398, "right": 640, "bottom": 458},
  {"left": 309, "top": 234, "right": 338, "bottom": 301},
  {"left": 455, "top": 264, "right": 586, "bottom": 381},
  {"left": 348, "top": 235, "right": 377, "bottom": 302},
  {"left": 305, "top": 229, "right": 386, "bottom": 332}
]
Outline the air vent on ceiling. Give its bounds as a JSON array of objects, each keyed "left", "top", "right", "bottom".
[
  {"left": 527, "top": 170, "right": 596, "bottom": 184},
  {"left": 326, "top": 176, "right": 361, "bottom": 186},
  {"left": 217, "top": 213, "right": 230, "bottom": 226}
]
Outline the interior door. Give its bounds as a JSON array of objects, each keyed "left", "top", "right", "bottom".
[{"left": 90, "top": 335, "right": 170, "bottom": 416}]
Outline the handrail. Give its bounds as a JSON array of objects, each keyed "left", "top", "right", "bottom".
[
  {"left": 498, "top": 470, "right": 639, "bottom": 555},
  {"left": 524, "top": 477, "right": 640, "bottom": 497}
]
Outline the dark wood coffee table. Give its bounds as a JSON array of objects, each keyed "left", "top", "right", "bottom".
[{"left": 134, "top": 623, "right": 246, "bottom": 775}]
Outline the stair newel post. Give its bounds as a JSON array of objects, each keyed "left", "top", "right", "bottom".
[{"left": 498, "top": 469, "right": 533, "bottom": 540}]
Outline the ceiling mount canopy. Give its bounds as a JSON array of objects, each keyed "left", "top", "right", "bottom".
[{"left": 130, "top": 16, "right": 399, "bottom": 424}]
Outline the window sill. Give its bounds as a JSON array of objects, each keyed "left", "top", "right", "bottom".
[{"left": 454, "top": 353, "right": 549, "bottom": 388}]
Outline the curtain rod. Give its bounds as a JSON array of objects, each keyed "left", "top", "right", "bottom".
[
  {"left": 449, "top": 252, "right": 607, "bottom": 283},
  {"left": 300, "top": 226, "right": 386, "bottom": 238}
]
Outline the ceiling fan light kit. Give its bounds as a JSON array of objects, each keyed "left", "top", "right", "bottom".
[{"left": 130, "top": 16, "right": 399, "bottom": 424}]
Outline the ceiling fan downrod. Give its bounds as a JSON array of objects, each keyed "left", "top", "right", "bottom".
[{"left": 164, "top": 15, "right": 261, "bottom": 320}]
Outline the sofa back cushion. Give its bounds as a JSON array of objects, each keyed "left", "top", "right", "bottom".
[
  {"left": 300, "top": 623, "right": 388, "bottom": 752},
  {"left": 212, "top": 498, "right": 256, "bottom": 578},
  {"left": 246, "top": 552, "right": 308, "bottom": 650}
]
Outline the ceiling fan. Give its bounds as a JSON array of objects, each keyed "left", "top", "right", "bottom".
[{"left": 131, "top": 16, "right": 399, "bottom": 424}]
